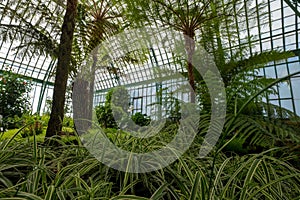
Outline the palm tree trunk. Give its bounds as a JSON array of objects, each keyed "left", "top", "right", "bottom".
[
  {"left": 88, "top": 47, "right": 98, "bottom": 121},
  {"left": 184, "top": 32, "right": 196, "bottom": 103},
  {"left": 73, "top": 47, "right": 98, "bottom": 134},
  {"left": 46, "top": 0, "right": 78, "bottom": 138}
]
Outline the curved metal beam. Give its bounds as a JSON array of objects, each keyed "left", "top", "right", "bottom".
[{"left": 284, "top": 0, "right": 300, "bottom": 17}]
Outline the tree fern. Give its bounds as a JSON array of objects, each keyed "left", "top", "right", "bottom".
[{"left": 0, "top": 0, "right": 63, "bottom": 59}]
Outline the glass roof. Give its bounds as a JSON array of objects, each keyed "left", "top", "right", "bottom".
[{"left": 0, "top": 0, "right": 299, "bottom": 115}]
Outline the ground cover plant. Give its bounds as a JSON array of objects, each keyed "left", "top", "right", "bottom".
[
  {"left": 0, "top": 117, "right": 300, "bottom": 199},
  {"left": 1, "top": 83, "right": 300, "bottom": 199}
]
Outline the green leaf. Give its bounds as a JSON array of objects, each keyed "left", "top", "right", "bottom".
[
  {"left": 188, "top": 172, "right": 201, "bottom": 200},
  {"left": 150, "top": 183, "right": 168, "bottom": 200}
]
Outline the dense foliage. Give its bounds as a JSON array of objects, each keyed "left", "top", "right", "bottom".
[
  {"left": 95, "top": 87, "right": 153, "bottom": 129},
  {"left": 0, "top": 70, "right": 31, "bottom": 129},
  {"left": 95, "top": 87, "right": 129, "bottom": 129},
  {"left": 131, "top": 112, "right": 151, "bottom": 126},
  {"left": 0, "top": 122, "right": 299, "bottom": 199},
  {"left": 95, "top": 103, "right": 117, "bottom": 128}
]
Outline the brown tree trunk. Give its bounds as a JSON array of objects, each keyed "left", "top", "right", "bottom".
[
  {"left": 73, "top": 47, "right": 98, "bottom": 135},
  {"left": 184, "top": 31, "right": 196, "bottom": 103},
  {"left": 73, "top": 78, "right": 89, "bottom": 134},
  {"left": 46, "top": 0, "right": 78, "bottom": 138},
  {"left": 89, "top": 47, "right": 98, "bottom": 123}
]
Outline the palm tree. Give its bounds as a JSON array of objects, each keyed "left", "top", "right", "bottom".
[
  {"left": 72, "top": 0, "right": 122, "bottom": 133},
  {"left": 121, "top": 0, "right": 245, "bottom": 103},
  {"left": 0, "top": 0, "right": 75, "bottom": 137},
  {"left": 46, "top": 0, "right": 78, "bottom": 137},
  {"left": 0, "top": 0, "right": 122, "bottom": 137}
]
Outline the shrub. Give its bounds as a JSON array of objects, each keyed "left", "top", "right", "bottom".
[
  {"left": 21, "top": 120, "right": 43, "bottom": 137},
  {"left": 63, "top": 116, "right": 74, "bottom": 128},
  {"left": 0, "top": 70, "right": 32, "bottom": 129},
  {"left": 131, "top": 112, "right": 151, "bottom": 126},
  {"left": 20, "top": 114, "right": 44, "bottom": 137},
  {"left": 95, "top": 104, "right": 117, "bottom": 128},
  {"left": 95, "top": 87, "right": 130, "bottom": 129}
]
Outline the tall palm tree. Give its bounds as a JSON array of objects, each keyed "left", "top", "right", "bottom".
[
  {"left": 0, "top": 0, "right": 122, "bottom": 136},
  {"left": 46, "top": 0, "right": 78, "bottom": 137},
  {"left": 0, "top": 0, "right": 76, "bottom": 137},
  {"left": 121, "top": 0, "right": 245, "bottom": 103},
  {"left": 72, "top": 0, "right": 122, "bottom": 133}
]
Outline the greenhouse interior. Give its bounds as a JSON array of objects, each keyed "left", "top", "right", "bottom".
[{"left": 0, "top": 0, "right": 300, "bottom": 199}]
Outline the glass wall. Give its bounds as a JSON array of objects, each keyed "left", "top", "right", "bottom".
[{"left": 94, "top": 0, "right": 300, "bottom": 117}]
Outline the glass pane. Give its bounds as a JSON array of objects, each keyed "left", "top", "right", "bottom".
[
  {"left": 278, "top": 82, "right": 292, "bottom": 98},
  {"left": 292, "top": 77, "right": 300, "bottom": 99},
  {"left": 276, "top": 64, "right": 288, "bottom": 78},
  {"left": 265, "top": 66, "right": 276, "bottom": 78},
  {"left": 295, "top": 100, "right": 300, "bottom": 116},
  {"left": 280, "top": 99, "right": 294, "bottom": 112}
]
